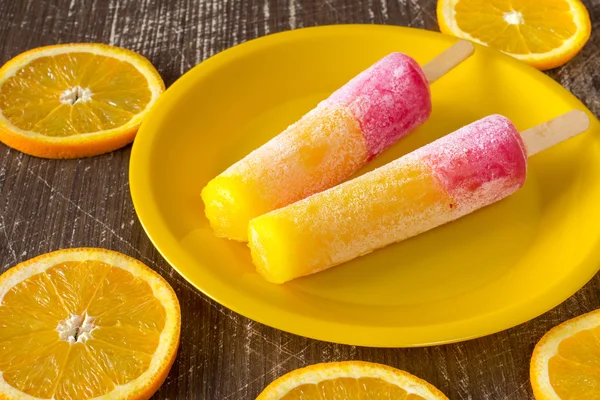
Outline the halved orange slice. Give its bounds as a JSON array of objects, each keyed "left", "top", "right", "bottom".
[
  {"left": 0, "top": 44, "right": 164, "bottom": 158},
  {"left": 531, "top": 308, "right": 600, "bottom": 399},
  {"left": 437, "top": 0, "right": 591, "bottom": 70},
  {"left": 257, "top": 361, "right": 449, "bottom": 399},
  {"left": 0, "top": 248, "right": 180, "bottom": 400}
]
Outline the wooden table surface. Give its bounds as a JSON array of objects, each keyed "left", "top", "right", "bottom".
[{"left": 1, "top": 0, "right": 599, "bottom": 399}]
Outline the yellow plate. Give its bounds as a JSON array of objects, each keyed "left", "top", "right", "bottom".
[{"left": 130, "top": 25, "right": 600, "bottom": 347}]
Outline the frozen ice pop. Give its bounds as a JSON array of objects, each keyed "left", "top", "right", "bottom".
[
  {"left": 202, "top": 41, "right": 475, "bottom": 241},
  {"left": 248, "top": 111, "right": 590, "bottom": 284}
]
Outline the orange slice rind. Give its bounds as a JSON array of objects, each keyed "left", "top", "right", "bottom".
[
  {"left": 0, "top": 248, "right": 180, "bottom": 400},
  {"left": 437, "top": 0, "right": 591, "bottom": 70},
  {"left": 531, "top": 308, "right": 600, "bottom": 399},
  {"left": 257, "top": 361, "right": 449, "bottom": 399},
  {"left": 0, "top": 43, "right": 164, "bottom": 158}
]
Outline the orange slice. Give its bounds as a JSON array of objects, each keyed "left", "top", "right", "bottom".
[
  {"left": 0, "top": 248, "right": 180, "bottom": 400},
  {"left": 531, "top": 309, "right": 600, "bottom": 399},
  {"left": 437, "top": 0, "right": 591, "bottom": 70},
  {"left": 257, "top": 361, "right": 449, "bottom": 399},
  {"left": 0, "top": 44, "right": 164, "bottom": 158}
]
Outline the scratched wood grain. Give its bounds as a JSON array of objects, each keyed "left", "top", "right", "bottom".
[{"left": 0, "top": 0, "right": 599, "bottom": 399}]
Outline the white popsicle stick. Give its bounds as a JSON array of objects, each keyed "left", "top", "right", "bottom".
[
  {"left": 422, "top": 40, "right": 475, "bottom": 84},
  {"left": 522, "top": 110, "right": 590, "bottom": 157}
]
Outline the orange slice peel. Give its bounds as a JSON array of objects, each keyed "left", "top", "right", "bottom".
[
  {"left": 0, "top": 248, "right": 180, "bottom": 400},
  {"left": 531, "top": 308, "right": 600, "bottom": 399},
  {"left": 0, "top": 43, "right": 164, "bottom": 158},
  {"left": 437, "top": 0, "right": 591, "bottom": 70},
  {"left": 257, "top": 361, "right": 449, "bottom": 399}
]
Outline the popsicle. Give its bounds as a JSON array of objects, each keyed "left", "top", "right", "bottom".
[
  {"left": 202, "top": 41, "right": 475, "bottom": 241},
  {"left": 248, "top": 111, "right": 590, "bottom": 284}
]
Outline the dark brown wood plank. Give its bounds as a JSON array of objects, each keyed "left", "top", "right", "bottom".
[{"left": 0, "top": 0, "right": 599, "bottom": 399}]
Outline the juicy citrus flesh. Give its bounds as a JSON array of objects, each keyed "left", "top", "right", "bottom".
[
  {"left": 257, "top": 361, "right": 448, "bottom": 400},
  {"left": 454, "top": 0, "right": 576, "bottom": 54},
  {"left": 531, "top": 309, "right": 600, "bottom": 399},
  {"left": 548, "top": 327, "right": 600, "bottom": 398},
  {"left": 281, "top": 377, "right": 427, "bottom": 399},
  {"left": 438, "top": 0, "right": 591, "bottom": 69},
  {"left": 0, "top": 249, "right": 179, "bottom": 400},
  {"left": 0, "top": 52, "right": 152, "bottom": 136},
  {"left": 0, "top": 44, "right": 164, "bottom": 158}
]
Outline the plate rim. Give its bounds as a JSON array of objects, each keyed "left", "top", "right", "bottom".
[{"left": 130, "top": 24, "right": 600, "bottom": 347}]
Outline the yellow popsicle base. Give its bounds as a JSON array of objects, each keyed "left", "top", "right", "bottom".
[
  {"left": 202, "top": 175, "right": 272, "bottom": 241},
  {"left": 249, "top": 154, "right": 457, "bottom": 283},
  {"left": 202, "top": 105, "right": 368, "bottom": 241}
]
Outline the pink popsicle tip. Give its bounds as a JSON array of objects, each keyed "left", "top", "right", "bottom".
[
  {"left": 420, "top": 114, "right": 528, "bottom": 211},
  {"left": 325, "top": 52, "right": 432, "bottom": 159},
  {"left": 487, "top": 114, "right": 528, "bottom": 159}
]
